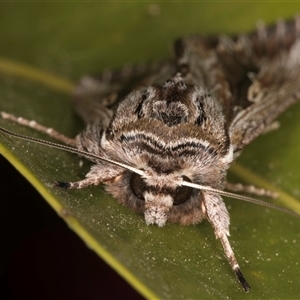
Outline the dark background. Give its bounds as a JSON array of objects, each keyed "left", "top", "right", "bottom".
[{"left": 0, "top": 155, "right": 143, "bottom": 300}]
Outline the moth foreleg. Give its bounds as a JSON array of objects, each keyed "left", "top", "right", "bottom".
[
  {"left": 55, "top": 164, "right": 123, "bottom": 190},
  {"left": 202, "top": 193, "right": 250, "bottom": 292},
  {"left": 218, "top": 230, "right": 250, "bottom": 292},
  {"left": 55, "top": 177, "right": 100, "bottom": 189},
  {"left": 1, "top": 112, "right": 76, "bottom": 147},
  {"left": 226, "top": 182, "right": 278, "bottom": 198}
]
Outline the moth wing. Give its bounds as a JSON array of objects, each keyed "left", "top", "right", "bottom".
[
  {"left": 73, "top": 61, "right": 176, "bottom": 125},
  {"left": 174, "top": 16, "right": 300, "bottom": 150}
]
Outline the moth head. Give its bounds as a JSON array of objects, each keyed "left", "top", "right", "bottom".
[
  {"left": 129, "top": 172, "right": 193, "bottom": 226},
  {"left": 103, "top": 161, "right": 208, "bottom": 227}
]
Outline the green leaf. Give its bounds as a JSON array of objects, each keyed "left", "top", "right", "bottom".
[{"left": 1, "top": 3, "right": 300, "bottom": 299}]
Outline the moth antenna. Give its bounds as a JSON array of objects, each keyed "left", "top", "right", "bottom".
[
  {"left": 2, "top": 126, "right": 299, "bottom": 219},
  {"left": 181, "top": 180, "right": 300, "bottom": 218},
  {"left": 0, "top": 127, "right": 144, "bottom": 176}
]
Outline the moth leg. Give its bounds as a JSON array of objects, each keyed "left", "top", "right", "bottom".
[
  {"left": 218, "top": 231, "right": 250, "bottom": 292},
  {"left": 55, "top": 177, "right": 100, "bottom": 189},
  {"left": 226, "top": 182, "right": 278, "bottom": 198},
  {"left": 203, "top": 192, "right": 250, "bottom": 292},
  {"left": 1, "top": 112, "right": 76, "bottom": 147},
  {"left": 55, "top": 164, "right": 123, "bottom": 190}
]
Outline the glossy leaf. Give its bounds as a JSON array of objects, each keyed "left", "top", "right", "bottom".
[{"left": 1, "top": 3, "right": 300, "bottom": 299}]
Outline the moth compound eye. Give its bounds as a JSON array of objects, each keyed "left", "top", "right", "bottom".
[
  {"left": 130, "top": 173, "right": 147, "bottom": 200},
  {"left": 173, "top": 176, "right": 193, "bottom": 205}
]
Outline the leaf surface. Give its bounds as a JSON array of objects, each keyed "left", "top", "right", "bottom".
[{"left": 1, "top": 3, "right": 300, "bottom": 299}]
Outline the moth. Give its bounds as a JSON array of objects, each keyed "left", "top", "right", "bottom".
[{"left": 1, "top": 16, "right": 300, "bottom": 292}]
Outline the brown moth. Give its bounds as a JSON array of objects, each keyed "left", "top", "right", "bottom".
[{"left": 1, "top": 16, "right": 300, "bottom": 292}]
